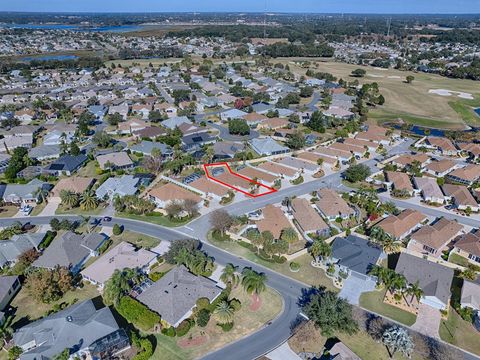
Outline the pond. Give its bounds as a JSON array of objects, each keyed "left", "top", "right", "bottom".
[
  {"left": 475, "top": 108, "right": 480, "bottom": 117},
  {"left": 19, "top": 54, "right": 79, "bottom": 62}
]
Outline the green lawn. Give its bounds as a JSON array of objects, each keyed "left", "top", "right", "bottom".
[
  {"left": 0, "top": 206, "right": 18, "bottom": 218},
  {"left": 152, "top": 335, "right": 192, "bottom": 360},
  {"left": 110, "top": 230, "right": 160, "bottom": 250},
  {"left": 55, "top": 204, "right": 106, "bottom": 216},
  {"left": 359, "top": 289, "right": 417, "bottom": 326},
  {"left": 440, "top": 307, "right": 480, "bottom": 356},
  {"left": 77, "top": 161, "right": 99, "bottom": 178},
  {"left": 116, "top": 212, "right": 193, "bottom": 228},
  {"left": 209, "top": 234, "right": 337, "bottom": 291},
  {"left": 449, "top": 253, "right": 470, "bottom": 267},
  {"left": 30, "top": 202, "right": 47, "bottom": 216}
]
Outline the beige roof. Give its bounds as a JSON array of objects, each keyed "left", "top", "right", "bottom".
[
  {"left": 461, "top": 280, "right": 480, "bottom": 310},
  {"left": 414, "top": 177, "right": 444, "bottom": 199},
  {"left": 343, "top": 137, "right": 378, "bottom": 150},
  {"left": 393, "top": 153, "right": 430, "bottom": 167},
  {"left": 148, "top": 182, "right": 202, "bottom": 204},
  {"left": 81, "top": 242, "right": 157, "bottom": 286},
  {"left": 257, "top": 161, "right": 298, "bottom": 177},
  {"left": 377, "top": 209, "right": 427, "bottom": 239},
  {"left": 442, "top": 184, "right": 478, "bottom": 207},
  {"left": 316, "top": 188, "right": 355, "bottom": 218},
  {"left": 313, "top": 146, "right": 351, "bottom": 160},
  {"left": 256, "top": 204, "right": 292, "bottom": 239},
  {"left": 297, "top": 151, "right": 336, "bottom": 164},
  {"left": 386, "top": 171, "right": 413, "bottom": 192},
  {"left": 329, "top": 142, "right": 365, "bottom": 155},
  {"left": 189, "top": 176, "right": 229, "bottom": 197},
  {"left": 51, "top": 177, "right": 94, "bottom": 197},
  {"left": 258, "top": 117, "right": 289, "bottom": 129},
  {"left": 96, "top": 152, "right": 133, "bottom": 169},
  {"left": 455, "top": 231, "right": 480, "bottom": 257},
  {"left": 243, "top": 112, "right": 268, "bottom": 122},
  {"left": 426, "top": 159, "right": 457, "bottom": 174},
  {"left": 355, "top": 130, "right": 389, "bottom": 143},
  {"left": 427, "top": 137, "right": 457, "bottom": 152},
  {"left": 215, "top": 171, "right": 252, "bottom": 190},
  {"left": 411, "top": 218, "right": 463, "bottom": 251},
  {"left": 448, "top": 164, "right": 480, "bottom": 183},
  {"left": 237, "top": 166, "right": 278, "bottom": 184},
  {"left": 291, "top": 198, "right": 329, "bottom": 233},
  {"left": 117, "top": 119, "right": 147, "bottom": 132},
  {"left": 458, "top": 142, "right": 480, "bottom": 157}
]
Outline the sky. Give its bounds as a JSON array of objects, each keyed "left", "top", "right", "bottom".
[{"left": 1, "top": 0, "right": 480, "bottom": 14}]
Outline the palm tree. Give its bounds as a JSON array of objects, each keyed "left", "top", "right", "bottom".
[
  {"left": 380, "top": 237, "right": 402, "bottom": 255},
  {"left": 80, "top": 191, "right": 98, "bottom": 211},
  {"left": 102, "top": 268, "right": 141, "bottom": 306},
  {"left": 241, "top": 268, "right": 267, "bottom": 295},
  {"left": 60, "top": 190, "right": 79, "bottom": 209},
  {"left": 369, "top": 265, "right": 388, "bottom": 286},
  {"left": 214, "top": 300, "right": 235, "bottom": 325},
  {"left": 309, "top": 239, "right": 332, "bottom": 264},
  {"left": 220, "top": 263, "right": 239, "bottom": 288},
  {"left": 405, "top": 281, "right": 423, "bottom": 304},
  {"left": 370, "top": 226, "right": 390, "bottom": 243},
  {"left": 387, "top": 273, "right": 407, "bottom": 296}
]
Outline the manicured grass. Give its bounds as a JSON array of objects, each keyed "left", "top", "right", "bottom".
[
  {"left": 29, "top": 202, "right": 47, "bottom": 216},
  {"left": 0, "top": 206, "right": 18, "bottom": 218},
  {"left": 77, "top": 161, "right": 99, "bottom": 178},
  {"left": 55, "top": 204, "right": 105, "bottom": 216},
  {"left": 116, "top": 212, "right": 193, "bottom": 227},
  {"left": 153, "top": 335, "right": 192, "bottom": 360},
  {"left": 440, "top": 306, "right": 480, "bottom": 356},
  {"left": 209, "top": 234, "right": 337, "bottom": 291},
  {"left": 10, "top": 282, "right": 99, "bottom": 329},
  {"left": 359, "top": 289, "right": 417, "bottom": 326},
  {"left": 110, "top": 230, "right": 160, "bottom": 250},
  {"left": 449, "top": 253, "right": 470, "bottom": 267}
]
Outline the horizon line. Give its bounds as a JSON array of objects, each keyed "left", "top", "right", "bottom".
[{"left": 0, "top": 11, "right": 479, "bottom": 15}]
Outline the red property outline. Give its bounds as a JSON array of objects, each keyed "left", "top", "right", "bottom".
[{"left": 203, "top": 162, "right": 277, "bottom": 198}]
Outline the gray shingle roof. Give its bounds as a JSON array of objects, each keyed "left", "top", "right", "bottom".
[
  {"left": 0, "top": 233, "right": 46, "bottom": 267},
  {"left": 13, "top": 299, "right": 119, "bottom": 360},
  {"left": 33, "top": 232, "right": 105, "bottom": 270},
  {"left": 95, "top": 175, "right": 140, "bottom": 199},
  {"left": 137, "top": 265, "right": 221, "bottom": 326},
  {"left": 395, "top": 253, "right": 454, "bottom": 306},
  {"left": 331, "top": 235, "right": 382, "bottom": 275}
]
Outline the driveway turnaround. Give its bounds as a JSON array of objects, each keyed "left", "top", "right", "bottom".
[{"left": 339, "top": 272, "right": 377, "bottom": 305}]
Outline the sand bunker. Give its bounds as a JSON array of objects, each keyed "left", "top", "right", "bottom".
[
  {"left": 368, "top": 74, "right": 384, "bottom": 78},
  {"left": 388, "top": 76, "right": 401, "bottom": 79},
  {"left": 428, "top": 89, "right": 474, "bottom": 100}
]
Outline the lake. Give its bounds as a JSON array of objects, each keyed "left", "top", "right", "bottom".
[
  {"left": 475, "top": 108, "right": 480, "bottom": 117},
  {"left": 0, "top": 23, "right": 144, "bottom": 33},
  {"left": 19, "top": 54, "right": 79, "bottom": 62}
]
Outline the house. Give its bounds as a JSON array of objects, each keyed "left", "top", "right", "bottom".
[
  {"left": 81, "top": 242, "right": 157, "bottom": 288},
  {"left": 426, "top": 137, "right": 458, "bottom": 156},
  {"left": 446, "top": 164, "right": 480, "bottom": 185},
  {"left": 162, "top": 116, "right": 191, "bottom": 130},
  {"left": 458, "top": 142, "right": 480, "bottom": 161},
  {"left": 220, "top": 109, "right": 248, "bottom": 122},
  {"left": 0, "top": 276, "right": 21, "bottom": 320},
  {"left": 182, "top": 133, "right": 216, "bottom": 151},
  {"left": 461, "top": 280, "right": 480, "bottom": 310},
  {"left": 33, "top": 232, "right": 107, "bottom": 274},
  {"left": 391, "top": 153, "right": 431, "bottom": 169},
  {"left": 28, "top": 144, "right": 61, "bottom": 161},
  {"left": 130, "top": 141, "right": 173, "bottom": 158},
  {"left": 257, "top": 161, "right": 299, "bottom": 179},
  {"left": 413, "top": 177, "right": 446, "bottom": 204},
  {"left": 2, "top": 179, "right": 52, "bottom": 206},
  {"left": 96, "top": 152, "right": 134, "bottom": 170},
  {"left": 277, "top": 157, "right": 319, "bottom": 174},
  {"left": 50, "top": 177, "right": 95, "bottom": 201},
  {"left": 376, "top": 209, "right": 427, "bottom": 240},
  {"left": 425, "top": 159, "right": 458, "bottom": 177},
  {"left": 257, "top": 117, "right": 289, "bottom": 130},
  {"left": 395, "top": 253, "right": 454, "bottom": 310},
  {"left": 323, "top": 106, "right": 355, "bottom": 120},
  {"left": 237, "top": 166, "right": 278, "bottom": 185},
  {"left": 188, "top": 176, "right": 230, "bottom": 200},
  {"left": 250, "top": 138, "right": 289, "bottom": 156},
  {"left": 408, "top": 218, "right": 464, "bottom": 258},
  {"left": 442, "top": 184, "right": 479, "bottom": 212},
  {"left": 43, "top": 154, "right": 88, "bottom": 176},
  {"left": 213, "top": 141, "right": 245, "bottom": 160},
  {"left": 13, "top": 299, "right": 130, "bottom": 360},
  {"left": 256, "top": 204, "right": 293, "bottom": 240},
  {"left": 116, "top": 119, "right": 148, "bottom": 135},
  {"left": 0, "top": 135, "right": 33, "bottom": 152},
  {"left": 95, "top": 175, "right": 141, "bottom": 200},
  {"left": 0, "top": 233, "right": 46, "bottom": 268},
  {"left": 315, "top": 188, "right": 355, "bottom": 221},
  {"left": 136, "top": 265, "right": 222, "bottom": 327},
  {"left": 331, "top": 235, "right": 383, "bottom": 277},
  {"left": 385, "top": 171, "right": 413, "bottom": 196},
  {"left": 147, "top": 182, "right": 202, "bottom": 209},
  {"left": 291, "top": 198, "right": 330, "bottom": 237},
  {"left": 452, "top": 230, "right": 480, "bottom": 265},
  {"left": 108, "top": 102, "right": 129, "bottom": 119},
  {"left": 133, "top": 126, "right": 167, "bottom": 140}
]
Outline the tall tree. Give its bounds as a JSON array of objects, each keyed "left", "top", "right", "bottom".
[
  {"left": 220, "top": 263, "right": 240, "bottom": 288},
  {"left": 214, "top": 300, "right": 235, "bottom": 325},
  {"left": 241, "top": 268, "right": 267, "bottom": 295},
  {"left": 382, "top": 326, "right": 414, "bottom": 359},
  {"left": 210, "top": 210, "right": 234, "bottom": 236}
]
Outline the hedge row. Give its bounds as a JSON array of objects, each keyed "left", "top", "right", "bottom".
[{"left": 116, "top": 296, "right": 160, "bottom": 331}]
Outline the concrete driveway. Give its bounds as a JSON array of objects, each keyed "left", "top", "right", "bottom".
[
  {"left": 38, "top": 199, "right": 60, "bottom": 216},
  {"left": 266, "top": 342, "right": 301, "bottom": 360},
  {"left": 339, "top": 272, "right": 377, "bottom": 305},
  {"left": 411, "top": 303, "right": 441, "bottom": 338}
]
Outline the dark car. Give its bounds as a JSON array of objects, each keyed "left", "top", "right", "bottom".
[{"left": 102, "top": 216, "right": 112, "bottom": 222}]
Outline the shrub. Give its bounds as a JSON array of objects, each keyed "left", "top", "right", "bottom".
[
  {"left": 116, "top": 296, "right": 161, "bottom": 331},
  {"left": 196, "top": 297, "right": 210, "bottom": 310},
  {"left": 161, "top": 327, "right": 176, "bottom": 337},
  {"left": 289, "top": 262, "right": 301, "bottom": 271},
  {"left": 196, "top": 308, "right": 211, "bottom": 327},
  {"left": 176, "top": 319, "right": 193, "bottom": 337},
  {"left": 39, "top": 231, "right": 57, "bottom": 250},
  {"left": 148, "top": 271, "right": 166, "bottom": 282},
  {"left": 218, "top": 322, "right": 234, "bottom": 332},
  {"left": 112, "top": 224, "right": 123, "bottom": 236},
  {"left": 131, "top": 333, "right": 154, "bottom": 360}
]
